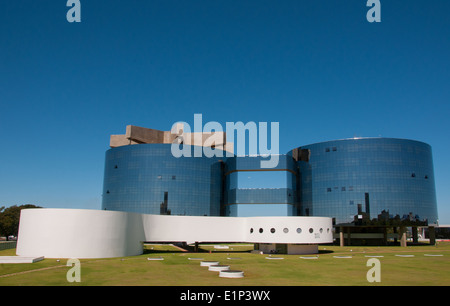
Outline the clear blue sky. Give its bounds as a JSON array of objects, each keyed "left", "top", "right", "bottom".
[{"left": 1, "top": 1, "right": 449, "bottom": 223}]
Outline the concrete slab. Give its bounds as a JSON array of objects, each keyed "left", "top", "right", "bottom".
[
  {"left": 0, "top": 256, "right": 44, "bottom": 263},
  {"left": 219, "top": 270, "right": 244, "bottom": 278}
]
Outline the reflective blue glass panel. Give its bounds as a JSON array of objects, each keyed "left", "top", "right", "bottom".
[
  {"left": 102, "top": 144, "right": 224, "bottom": 216},
  {"left": 290, "top": 138, "right": 438, "bottom": 225}
]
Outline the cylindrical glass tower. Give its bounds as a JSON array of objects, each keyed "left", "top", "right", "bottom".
[
  {"left": 291, "top": 138, "right": 438, "bottom": 225},
  {"left": 102, "top": 144, "right": 224, "bottom": 216}
]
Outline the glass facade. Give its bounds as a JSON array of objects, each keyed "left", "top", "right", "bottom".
[
  {"left": 102, "top": 144, "right": 224, "bottom": 216},
  {"left": 102, "top": 137, "right": 438, "bottom": 225},
  {"left": 290, "top": 138, "right": 438, "bottom": 225},
  {"left": 224, "top": 155, "right": 298, "bottom": 217}
]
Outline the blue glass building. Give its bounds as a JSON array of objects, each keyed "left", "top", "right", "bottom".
[
  {"left": 290, "top": 138, "right": 438, "bottom": 225},
  {"left": 102, "top": 144, "right": 224, "bottom": 216},
  {"left": 102, "top": 134, "right": 438, "bottom": 226}
]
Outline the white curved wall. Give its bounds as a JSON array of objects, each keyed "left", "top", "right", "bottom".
[
  {"left": 142, "top": 215, "right": 333, "bottom": 245},
  {"left": 16, "top": 209, "right": 333, "bottom": 259},
  {"left": 142, "top": 215, "right": 246, "bottom": 244},
  {"left": 245, "top": 216, "right": 333, "bottom": 244},
  {"left": 16, "top": 209, "right": 145, "bottom": 259}
]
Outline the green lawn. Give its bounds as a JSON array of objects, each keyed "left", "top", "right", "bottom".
[{"left": 1, "top": 242, "right": 449, "bottom": 286}]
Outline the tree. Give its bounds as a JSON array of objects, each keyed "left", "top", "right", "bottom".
[{"left": 0, "top": 204, "right": 41, "bottom": 240}]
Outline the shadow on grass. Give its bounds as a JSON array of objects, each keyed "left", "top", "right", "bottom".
[
  {"left": 318, "top": 249, "right": 334, "bottom": 254},
  {"left": 143, "top": 241, "right": 339, "bottom": 255},
  {"left": 143, "top": 249, "right": 186, "bottom": 254}
]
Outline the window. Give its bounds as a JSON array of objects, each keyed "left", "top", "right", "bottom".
[
  {"left": 172, "top": 175, "right": 176, "bottom": 180},
  {"left": 157, "top": 175, "right": 162, "bottom": 180},
  {"left": 327, "top": 188, "right": 332, "bottom": 192},
  {"left": 270, "top": 228, "right": 276, "bottom": 234},
  {"left": 341, "top": 187, "right": 346, "bottom": 191},
  {"left": 283, "top": 228, "right": 289, "bottom": 233},
  {"left": 259, "top": 228, "right": 264, "bottom": 233},
  {"left": 250, "top": 228, "right": 254, "bottom": 234},
  {"left": 296, "top": 228, "right": 302, "bottom": 234},
  {"left": 319, "top": 228, "right": 323, "bottom": 233},
  {"left": 411, "top": 173, "right": 416, "bottom": 178},
  {"left": 325, "top": 148, "right": 330, "bottom": 152},
  {"left": 332, "top": 147, "right": 337, "bottom": 151},
  {"left": 235, "top": 171, "right": 287, "bottom": 189},
  {"left": 309, "top": 228, "right": 314, "bottom": 233},
  {"left": 425, "top": 175, "right": 428, "bottom": 179},
  {"left": 348, "top": 186, "right": 354, "bottom": 191}
]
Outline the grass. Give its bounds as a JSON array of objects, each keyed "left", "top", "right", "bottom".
[{"left": 0, "top": 242, "right": 449, "bottom": 286}]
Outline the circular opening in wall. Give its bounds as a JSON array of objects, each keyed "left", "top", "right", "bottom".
[
  {"left": 283, "top": 228, "right": 289, "bottom": 233},
  {"left": 320, "top": 228, "right": 323, "bottom": 233},
  {"left": 309, "top": 228, "right": 314, "bottom": 233},
  {"left": 270, "top": 228, "right": 276, "bottom": 233},
  {"left": 259, "top": 228, "right": 264, "bottom": 233},
  {"left": 296, "top": 228, "right": 302, "bottom": 234},
  {"left": 327, "top": 228, "right": 330, "bottom": 233},
  {"left": 250, "top": 228, "right": 253, "bottom": 234}
]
